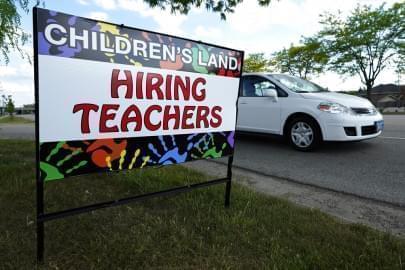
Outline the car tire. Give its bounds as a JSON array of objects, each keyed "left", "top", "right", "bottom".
[{"left": 287, "top": 116, "right": 322, "bottom": 151}]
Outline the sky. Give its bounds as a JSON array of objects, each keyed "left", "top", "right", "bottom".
[{"left": 0, "top": 0, "right": 403, "bottom": 106}]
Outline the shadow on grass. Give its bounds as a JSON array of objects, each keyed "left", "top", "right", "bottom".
[{"left": 0, "top": 139, "right": 404, "bottom": 269}]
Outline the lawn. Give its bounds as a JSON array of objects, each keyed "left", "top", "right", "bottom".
[
  {"left": 1, "top": 139, "right": 404, "bottom": 269},
  {"left": 0, "top": 115, "right": 34, "bottom": 124}
]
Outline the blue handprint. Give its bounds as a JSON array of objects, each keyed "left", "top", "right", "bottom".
[{"left": 148, "top": 135, "right": 195, "bottom": 165}]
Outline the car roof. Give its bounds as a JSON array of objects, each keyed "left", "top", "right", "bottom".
[{"left": 242, "top": 72, "right": 287, "bottom": 77}]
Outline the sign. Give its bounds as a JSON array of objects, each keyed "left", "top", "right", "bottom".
[
  {"left": 33, "top": 8, "right": 242, "bottom": 263},
  {"left": 35, "top": 8, "right": 243, "bottom": 181}
]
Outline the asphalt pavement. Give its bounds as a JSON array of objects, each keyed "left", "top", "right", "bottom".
[
  {"left": 1, "top": 114, "right": 404, "bottom": 206},
  {"left": 230, "top": 115, "right": 405, "bottom": 206},
  {"left": 0, "top": 115, "right": 35, "bottom": 140}
]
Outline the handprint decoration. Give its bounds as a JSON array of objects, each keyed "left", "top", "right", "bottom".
[{"left": 36, "top": 8, "right": 241, "bottom": 181}]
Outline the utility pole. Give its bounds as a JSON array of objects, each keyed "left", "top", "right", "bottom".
[
  {"left": 396, "top": 70, "right": 402, "bottom": 108},
  {"left": 0, "top": 82, "right": 4, "bottom": 115},
  {"left": 398, "top": 72, "right": 401, "bottom": 108}
]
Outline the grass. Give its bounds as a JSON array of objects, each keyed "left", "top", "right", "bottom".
[
  {"left": 0, "top": 115, "right": 33, "bottom": 124},
  {"left": 1, "top": 139, "right": 405, "bottom": 269}
]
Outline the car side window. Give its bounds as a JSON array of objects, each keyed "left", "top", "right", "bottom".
[
  {"left": 242, "top": 78, "right": 259, "bottom": 97},
  {"left": 253, "top": 80, "right": 276, "bottom": 96},
  {"left": 241, "top": 76, "right": 277, "bottom": 97},
  {"left": 240, "top": 76, "right": 288, "bottom": 97}
]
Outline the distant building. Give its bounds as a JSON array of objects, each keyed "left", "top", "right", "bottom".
[
  {"left": 15, "top": 104, "right": 35, "bottom": 115},
  {"left": 360, "top": 84, "right": 405, "bottom": 108}
]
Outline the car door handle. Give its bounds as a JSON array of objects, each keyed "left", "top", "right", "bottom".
[{"left": 239, "top": 102, "right": 248, "bottom": 104}]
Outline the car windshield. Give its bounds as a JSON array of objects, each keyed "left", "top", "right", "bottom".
[{"left": 271, "top": 74, "right": 328, "bottom": 93}]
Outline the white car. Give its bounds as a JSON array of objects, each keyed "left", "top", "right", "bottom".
[{"left": 236, "top": 73, "right": 384, "bottom": 151}]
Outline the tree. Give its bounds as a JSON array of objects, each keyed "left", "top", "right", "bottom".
[
  {"left": 243, "top": 53, "right": 270, "bottom": 73},
  {"left": 1, "top": 94, "right": 6, "bottom": 115},
  {"left": 318, "top": 2, "right": 405, "bottom": 99},
  {"left": 143, "top": 0, "right": 272, "bottom": 20},
  {"left": 269, "top": 38, "right": 328, "bottom": 79},
  {"left": 394, "top": 45, "right": 405, "bottom": 77},
  {"left": 1, "top": 0, "right": 273, "bottom": 64},
  {"left": 5, "top": 95, "right": 15, "bottom": 116},
  {"left": 0, "top": 0, "right": 33, "bottom": 64}
]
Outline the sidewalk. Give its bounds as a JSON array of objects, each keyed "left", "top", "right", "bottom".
[{"left": 184, "top": 159, "right": 405, "bottom": 237}]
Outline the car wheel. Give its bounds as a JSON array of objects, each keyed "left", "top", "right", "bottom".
[{"left": 288, "top": 117, "right": 322, "bottom": 151}]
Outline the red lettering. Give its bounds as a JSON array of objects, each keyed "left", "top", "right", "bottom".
[
  {"left": 110, "top": 71, "right": 207, "bottom": 102},
  {"left": 196, "top": 106, "right": 210, "bottom": 128},
  {"left": 174, "top": 75, "right": 190, "bottom": 100},
  {"left": 181, "top": 106, "right": 195, "bottom": 129},
  {"left": 146, "top": 73, "right": 164, "bottom": 100},
  {"left": 163, "top": 105, "right": 180, "bottom": 130},
  {"left": 136, "top": 72, "right": 144, "bottom": 99},
  {"left": 111, "top": 69, "right": 133, "bottom": 99},
  {"left": 100, "top": 104, "right": 120, "bottom": 133},
  {"left": 210, "top": 106, "right": 222, "bottom": 128},
  {"left": 192, "top": 77, "right": 206, "bottom": 101},
  {"left": 72, "top": 103, "right": 99, "bottom": 134},
  {"left": 165, "top": 74, "right": 172, "bottom": 100},
  {"left": 121, "top": 105, "right": 142, "bottom": 131},
  {"left": 144, "top": 105, "right": 162, "bottom": 131}
]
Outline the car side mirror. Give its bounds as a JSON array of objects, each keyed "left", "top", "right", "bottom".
[{"left": 262, "top": 88, "right": 278, "bottom": 102}]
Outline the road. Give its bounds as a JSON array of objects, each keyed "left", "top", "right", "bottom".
[
  {"left": 0, "top": 123, "right": 35, "bottom": 139},
  {"left": 229, "top": 115, "right": 405, "bottom": 206},
  {"left": 0, "top": 115, "right": 35, "bottom": 140},
  {"left": 1, "top": 114, "right": 404, "bottom": 206}
]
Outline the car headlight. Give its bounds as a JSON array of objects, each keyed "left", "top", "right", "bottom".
[
  {"left": 369, "top": 104, "right": 379, "bottom": 115},
  {"left": 318, "top": 102, "right": 349, "bottom": 114}
]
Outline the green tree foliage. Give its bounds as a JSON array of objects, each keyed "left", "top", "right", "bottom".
[
  {"left": 145, "top": 0, "right": 272, "bottom": 20},
  {"left": 5, "top": 95, "right": 15, "bottom": 116},
  {"left": 318, "top": 2, "right": 404, "bottom": 97},
  {"left": 0, "top": 0, "right": 33, "bottom": 64},
  {"left": 270, "top": 38, "right": 328, "bottom": 79},
  {"left": 394, "top": 45, "right": 405, "bottom": 75},
  {"left": 243, "top": 53, "right": 270, "bottom": 73}
]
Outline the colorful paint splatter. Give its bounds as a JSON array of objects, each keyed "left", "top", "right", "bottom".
[
  {"left": 35, "top": 8, "right": 242, "bottom": 182},
  {"left": 40, "top": 131, "right": 234, "bottom": 181},
  {"left": 36, "top": 8, "right": 242, "bottom": 77}
]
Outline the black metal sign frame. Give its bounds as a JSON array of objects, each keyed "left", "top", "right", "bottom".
[{"left": 33, "top": 7, "right": 243, "bottom": 263}]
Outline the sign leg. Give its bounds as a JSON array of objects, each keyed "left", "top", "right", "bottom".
[
  {"left": 225, "top": 155, "right": 233, "bottom": 207},
  {"left": 37, "top": 220, "right": 44, "bottom": 263},
  {"left": 36, "top": 173, "right": 44, "bottom": 263}
]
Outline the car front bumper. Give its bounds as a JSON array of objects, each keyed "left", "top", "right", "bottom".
[{"left": 319, "top": 112, "right": 384, "bottom": 141}]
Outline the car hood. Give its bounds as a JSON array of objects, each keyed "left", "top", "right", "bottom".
[{"left": 299, "top": 92, "right": 373, "bottom": 108}]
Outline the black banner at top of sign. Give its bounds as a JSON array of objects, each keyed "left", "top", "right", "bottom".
[{"left": 36, "top": 8, "right": 242, "bottom": 77}]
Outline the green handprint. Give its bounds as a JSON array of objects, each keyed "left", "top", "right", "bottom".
[{"left": 40, "top": 141, "right": 87, "bottom": 181}]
